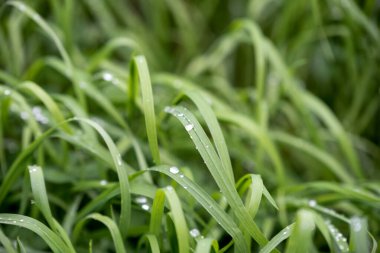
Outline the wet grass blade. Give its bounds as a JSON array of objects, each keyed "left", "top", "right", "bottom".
[
  {"left": 0, "top": 214, "right": 70, "bottom": 253},
  {"left": 129, "top": 55, "right": 160, "bottom": 164}
]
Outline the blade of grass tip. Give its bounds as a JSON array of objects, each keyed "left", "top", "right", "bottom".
[
  {"left": 311, "top": 214, "right": 335, "bottom": 251},
  {"left": 165, "top": 106, "right": 268, "bottom": 247},
  {"left": 349, "top": 217, "right": 370, "bottom": 253},
  {"left": 16, "top": 237, "right": 27, "bottom": 253},
  {"left": 259, "top": 224, "right": 295, "bottom": 253},
  {"left": 20, "top": 81, "right": 72, "bottom": 134},
  {"left": 195, "top": 238, "right": 219, "bottom": 253},
  {"left": 62, "top": 196, "right": 82, "bottom": 235},
  {"left": 0, "top": 228, "right": 17, "bottom": 253},
  {"left": 148, "top": 165, "right": 249, "bottom": 253},
  {"left": 183, "top": 89, "right": 234, "bottom": 185},
  {"left": 129, "top": 55, "right": 160, "bottom": 164},
  {"left": 137, "top": 234, "right": 160, "bottom": 253},
  {"left": 28, "top": 165, "right": 76, "bottom": 253},
  {"left": 85, "top": 213, "right": 126, "bottom": 253},
  {"left": 285, "top": 210, "right": 315, "bottom": 253},
  {"left": 87, "top": 37, "right": 139, "bottom": 71},
  {"left": 0, "top": 214, "right": 70, "bottom": 253},
  {"left": 163, "top": 186, "right": 190, "bottom": 253},
  {"left": 149, "top": 189, "right": 166, "bottom": 236},
  {"left": 73, "top": 118, "right": 131, "bottom": 238}
]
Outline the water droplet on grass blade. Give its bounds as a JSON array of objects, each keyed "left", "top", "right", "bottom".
[
  {"left": 141, "top": 204, "right": 150, "bottom": 211},
  {"left": 100, "top": 180, "right": 108, "bottom": 186},
  {"left": 351, "top": 217, "right": 362, "bottom": 232},
  {"left": 116, "top": 154, "right": 122, "bottom": 166},
  {"left": 185, "top": 124, "right": 194, "bottom": 131},
  {"left": 102, "top": 72, "right": 113, "bottom": 81},
  {"left": 189, "top": 228, "right": 200, "bottom": 238},
  {"left": 308, "top": 199, "right": 317, "bottom": 207},
  {"left": 29, "top": 165, "right": 38, "bottom": 173},
  {"left": 4, "top": 89, "right": 11, "bottom": 96},
  {"left": 169, "top": 166, "right": 179, "bottom": 174},
  {"left": 135, "top": 196, "right": 147, "bottom": 204}
]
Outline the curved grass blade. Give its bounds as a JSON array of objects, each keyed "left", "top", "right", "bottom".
[
  {"left": 182, "top": 89, "right": 235, "bottom": 185},
  {"left": 149, "top": 189, "right": 166, "bottom": 236},
  {"left": 137, "top": 234, "right": 160, "bottom": 253},
  {"left": 195, "top": 238, "right": 219, "bottom": 253},
  {"left": 20, "top": 81, "right": 71, "bottom": 133},
  {"left": 285, "top": 210, "right": 315, "bottom": 253},
  {"left": 148, "top": 165, "right": 250, "bottom": 253},
  {"left": 259, "top": 224, "right": 294, "bottom": 253},
  {"left": 73, "top": 118, "right": 131, "bottom": 238},
  {"left": 0, "top": 228, "right": 17, "bottom": 253},
  {"left": 84, "top": 213, "right": 126, "bottom": 253},
  {"left": 28, "top": 165, "right": 75, "bottom": 253},
  {"left": 163, "top": 186, "right": 190, "bottom": 253},
  {"left": 0, "top": 214, "right": 70, "bottom": 253},
  {"left": 349, "top": 217, "right": 369, "bottom": 253},
  {"left": 129, "top": 55, "right": 160, "bottom": 164},
  {"left": 165, "top": 106, "right": 268, "bottom": 247},
  {"left": 87, "top": 37, "right": 139, "bottom": 71}
]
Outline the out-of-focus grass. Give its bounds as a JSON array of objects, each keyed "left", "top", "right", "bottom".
[{"left": 0, "top": 0, "right": 379, "bottom": 252}]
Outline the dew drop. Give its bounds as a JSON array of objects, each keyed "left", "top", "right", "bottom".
[
  {"left": 178, "top": 112, "right": 184, "bottom": 117},
  {"left": 12, "top": 220, "right": 16, "bottom": 224},
  {"left": 135, "top": 196, "right": 147, "bottom": 204},
  {"left": 102, "top": 72, "right": 113, "bottom": 82},
  {"left": 19, "top": 219, "right": 24, "bottom": 222},
  {"left": 179, "top": 174, "right": 184, "bottom": 178},
  {"left": 166, "top": 186, "right": 174, "bottom": 191},
  {"left": 164, "top": 106, "right": 173, "bottom": 113},
  {"left": 169, "top": 166, "right": 179, "bottom": 174},
  {"left": 189, "top": 228, "right": 200, "bottom": 238},
  {"left": 351, "top": 217, "right": 362, "bottom": 232},
  {"left": 4, "top": 89, "right": 11, "bottom": 96},
  {"left": 100, "top": 180, "right": 108, "bottom": 186},
  {"left": 117, "top": 154, "right": 122, "bottom": 166},
  {"left": 308, "top": 199, "right": 317, "bottom": 207},
  {"left": 185, "top": 124, "right": 194, "bottom": 131},
  {"left": 29, "top": 165, "right": 38, "bottom": 173},
  {"left": 141, "top": 204, "right": 150, "bottom": 211}
]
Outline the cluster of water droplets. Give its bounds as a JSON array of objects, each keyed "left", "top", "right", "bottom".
[
  {"left": 164, "top": 106, "right": 194, "bottom": 133},
  {"left": 135, "top": 196, "right": 150, "bottom": 211},
  {"left": 102, "top": 72, "right": 120, "bottom": 86},
  {"left": 325, "top": 220, "right": 349, "bottom": 252},
  {"left": 20, "top": 106, "right": 49, "bottom": 125},
  {"left": 169, "top": 166, "right": 188, "bottom": 189}
]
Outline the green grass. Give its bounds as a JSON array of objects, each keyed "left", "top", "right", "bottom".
[{"left": 0, "top": 0, "right": 379, "bottom": 252}]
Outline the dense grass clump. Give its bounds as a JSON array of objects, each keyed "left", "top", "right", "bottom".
[{"left": 0, "top": 0, "right": 379, "bottom": 252}]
